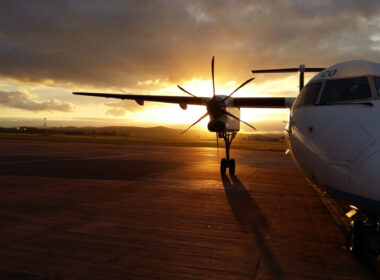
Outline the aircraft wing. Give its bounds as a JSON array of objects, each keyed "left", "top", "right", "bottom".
[
  {"left": 233, "top": 97, "right": 296, "bottom": 108},
  {"left": 73, "top": 92, "right": 296, "bottom": 108},
  {"left": 72, "top": 92, "right": 207, "bottom": 105}
]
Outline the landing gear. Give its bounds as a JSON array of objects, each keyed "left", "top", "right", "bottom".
[
  {"left": 346, "top": 213, "right": 380, "bottom": 258},
  {"left": 219, "top": 131, "right": 237, "bottom": 176},
  {"left": 347, "top": 220, "right": 366, "bottom": 256},
  {"left": 220, "top": 158, "right": 235, "bottom": 175}
]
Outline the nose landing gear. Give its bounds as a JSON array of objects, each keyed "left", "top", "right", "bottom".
[
  {"left": 346, "top": 213, "right": 380, "bottom": 258},
  {"left": 219, "top": 131, "right": 237, "bottom": 176}
]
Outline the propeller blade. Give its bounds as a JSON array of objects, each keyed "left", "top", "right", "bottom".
[
  {"left": 177, "top": 85, "right": 197, "bottom": 98},
  {"left": 222, "top": 110, "right": 256, "bottom": 130},
  {"left": 212, "top": 56, "right": 215, "bottom": 97},
  {"left": 223, "top": 77, "right": 255, "bottom": 102},
  {"left": 180, "top": 112, "right": 209, "bottom": 135},
  {"left": 216, "top": 132, "right": 219, "bottom": 156}
]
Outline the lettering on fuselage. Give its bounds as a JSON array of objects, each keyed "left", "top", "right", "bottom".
[{"left": 319, "top": 69, "right": 337, "bottom": 79}]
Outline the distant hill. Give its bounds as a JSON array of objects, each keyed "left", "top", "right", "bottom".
[
  {"left": 0, "top": 125, "right": 286, "bottom": 151},
  {"left": 0, "top": 125, "right": 284, "bottom": 142},
  {"left": 0, "top": 125, "right": 212, "bottom": 140}
]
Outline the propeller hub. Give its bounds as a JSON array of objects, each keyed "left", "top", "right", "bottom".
[
  {"left": 206, "top": 97, "right": 225, "bottom": 120},
  {"left": 178, "top": 56, "right": 255, "bottom": 135}
]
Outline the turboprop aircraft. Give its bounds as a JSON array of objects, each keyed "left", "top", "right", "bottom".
[
  {"left": 74, "top": 58, "right": 380, "bottom": 258},
  {"left": 74, "top": 57, "right": 296, "bottom": 175}
]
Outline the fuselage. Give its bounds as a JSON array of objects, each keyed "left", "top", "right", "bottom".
[{"left": 286, "top": 60, "right": 380, "bottom": 214}]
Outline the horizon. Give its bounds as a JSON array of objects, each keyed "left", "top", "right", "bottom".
[{"left": 0, "top": 117, "right": 287, "bottom": 132}]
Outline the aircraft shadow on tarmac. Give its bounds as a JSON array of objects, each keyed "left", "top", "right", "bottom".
[{"left": 221, "top": 174, "right": 284, "bottom": 278}]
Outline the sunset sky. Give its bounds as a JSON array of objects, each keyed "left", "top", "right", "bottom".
[{"left": 1, "top": 0, "right": 380, "bottom": 131}]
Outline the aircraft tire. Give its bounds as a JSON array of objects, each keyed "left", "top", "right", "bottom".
[
  {"left": 229, "top": 159, "right": 235, "bottom": 176},
  {"left": 348, "top": 220, "right": 366, "bottom": 257},
  {"left": 220, "top": 159, "right": 227, "bottom": 174}
]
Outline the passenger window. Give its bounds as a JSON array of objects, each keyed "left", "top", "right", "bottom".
[
  {"left": 293, "top": 82, "right": 322, "bottom": 107},
  {"left": 320, "top": 77, "right": 371, "bottom": 104},
  {"left": 374, "top": 77, "right": 380, "bottom": 96}
]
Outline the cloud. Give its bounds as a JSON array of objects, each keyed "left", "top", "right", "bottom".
[
  {"left": 105, "top": 99, "right": 148, "bottom": 116},
  {"left": 0, "top": 90, "right": 75, "bottom": 112},
  {"left": 105, "top": 108, "right": 125, "bottom": 117},
  {"left": 0, "top": 0, "right": 379, "bottom": 90}
]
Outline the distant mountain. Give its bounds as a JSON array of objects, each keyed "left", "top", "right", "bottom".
[
  {"left": 56, "top": 125, "right": 210, "bottom": 139},
  {"left": 0, "top": 117, "right": 286, "bottom": 132},
  {"left": 0, "top": 125, "right": 211, "bottom": 140}
]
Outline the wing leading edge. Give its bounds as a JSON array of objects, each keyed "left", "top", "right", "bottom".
[
  {"left": 73, "top": 92, "right": 207, "bottom": 106},
  {"left": 73, "top": 92, "right": 295, "bottom": 108}
]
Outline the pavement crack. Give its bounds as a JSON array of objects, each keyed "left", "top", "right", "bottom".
[{"left": 252, "top": 194, "right": 283, "bottom": 279}]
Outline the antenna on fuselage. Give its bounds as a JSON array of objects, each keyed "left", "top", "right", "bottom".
[{"left": 251, "top": 65, "right": 325, "bottom": 92}]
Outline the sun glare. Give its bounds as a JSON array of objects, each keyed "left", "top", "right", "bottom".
[
  {"left": 132, "top": 104, "right": 209, "bottom": 126},
  {"left": 113, "top": 76, "right": 296, "bottom": 130},
  {"left": 179, "top": 78, "right": 260, "bottom": 97}
]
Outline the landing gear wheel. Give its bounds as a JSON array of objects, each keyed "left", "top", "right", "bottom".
[
  {"left": 220, "top": 132, "right": 237, "bottom": 175},
  {"left": 220, "top": 159, "right": 227, "bottom": 174},
  {"left": 229, "top": 159, "right": 235, "bottom": 176},
  {"left": 347, "top": 220, "right": 366, "bottom": 257}
]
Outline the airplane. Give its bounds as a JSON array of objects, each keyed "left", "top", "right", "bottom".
[
  {"left": 74, "top": 57, "right": 296, "bottom": 176},
  {"left": 74, "top": 58, "right": 380, "bottom": 259}
]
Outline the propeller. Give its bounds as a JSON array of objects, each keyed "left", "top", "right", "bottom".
[
  {"left": 177, "top": 85, "right": 198, "bottom": 98},
  {"left": 180, "top": 112, "right": 209, "bottom": 135},
  {"left": 178, "top": 56, "right": 256, "bottom": 135},
  {"left": 216, "top": 132, "right": 220, "bottom": 156},
  {"left": 222, "top": 77, "right": 255, "bottom": 102},
  {"left": 212, "top": 56, "right": 216, "bottom": 97},
  {"left": 222, "top": 110, "right": 256, "bottom": 130}
]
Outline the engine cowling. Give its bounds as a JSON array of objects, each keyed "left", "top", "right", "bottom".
[{"left": 208, "top": 120, "right": 226, "bottom": 132}]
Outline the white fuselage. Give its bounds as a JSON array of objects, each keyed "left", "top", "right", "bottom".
[{"left": 286, "top": 60, "right": 380, "bottom": 214}]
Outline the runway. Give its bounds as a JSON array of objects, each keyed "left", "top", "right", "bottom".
[{"left": 0, "top": 139, "right": 373, "bottom": 279}]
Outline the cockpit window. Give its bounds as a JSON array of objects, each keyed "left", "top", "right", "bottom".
[
  {"left": 320, "top": 77, "right": 371, "bottom": 104},
  {"left": 293, "top": 82, "right": 322, "bottom": 107},
  {"left": 374, "top": 77, "right": 380, "bottom": 96}
]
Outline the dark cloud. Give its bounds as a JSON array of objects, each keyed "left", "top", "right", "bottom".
[
  {"left": 105, "top": 99, "right": 147, "bottom": 116},
  {"left": 0, "top": 0, "right": 379, "bottom": 89},
  {"left": 0, "top": 90, "right": 75, "bottom": 112}
]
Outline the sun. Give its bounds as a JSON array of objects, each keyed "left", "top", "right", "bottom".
[{"left": 106, "top": 76, "right": 293, "bottom": 130}]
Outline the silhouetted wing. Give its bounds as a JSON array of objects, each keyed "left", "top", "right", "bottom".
[
  {"left": 252, "top": 68, "right": 325, "bottom": 73},
  {"left": 73, "top": 92, "right": 208, "bottom": 105},
  {"left": 233, "top": 97, "right": 296, "bottom": 108}
]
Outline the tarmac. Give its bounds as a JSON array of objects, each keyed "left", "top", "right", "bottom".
[{"left": 0, "top": 139, "right": 375, "bottom": 279}]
